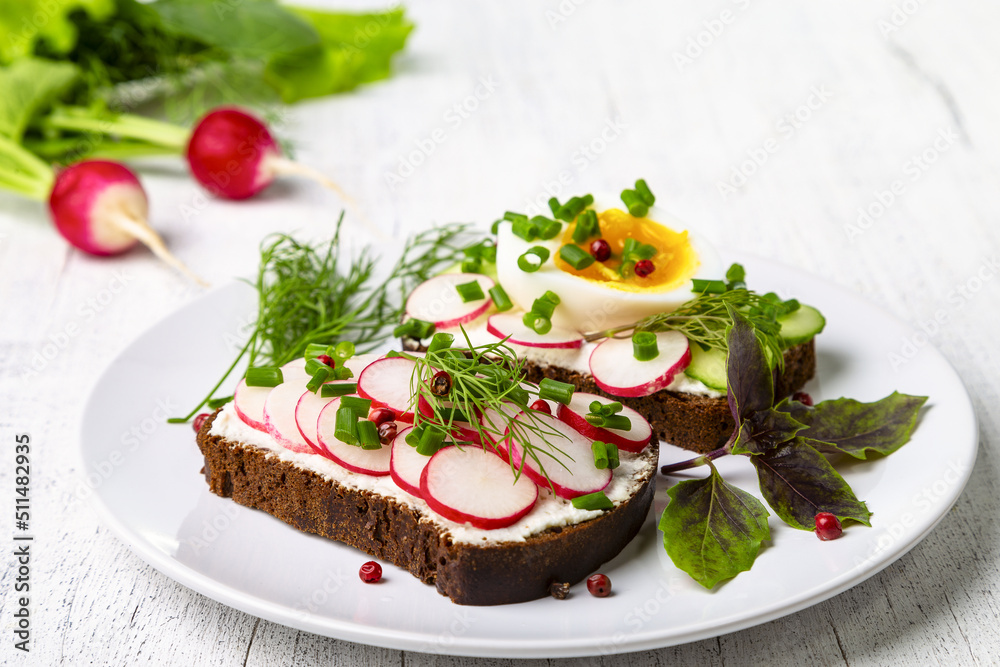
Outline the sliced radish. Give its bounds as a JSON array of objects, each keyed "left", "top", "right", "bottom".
[
  {"left": 316, "top": 398, "right": 392, "bottom": 476},
  {"left": 589, "top": 331, "right": 691, "bottom": 398},
  {"left": 356, "top": 357, "right": 417, "bottom": 422},
  {"left": 343, "top": 353, "right": 381, "bottom": 377},
  {"left": 294, "top": 384, "right": 355, "bottom": 458},
  {"left": 280, "top": 357, "right": 310, "bottom": 381},
  {"left": 264, "top": 382, "right": 317, "bottom": 455},
  {"left": 420, "top": 446, "right": 538, "bottom": 530},
  {"left": 501, "top": 413, "right": 612, "bottom": 499},
  {"left": 556, "top": 392, "right": 653, "bottom": 452},
  {"left": 404, "top": 273, "right": 495, "bottom": 329},
  {"left": 486, "top": 312, "right": 583, "bottom": 349},
  {"left": 233, "top": 378, "right": 271, "bottom": 432},
  {"left": 479, "top": 403, "right": 522, "bottom": 447},
  {"left": 417, "top": 395, "right": 482, "bottom": 445},
  {"left": 389, "top": 427, "right": 441, "bottom": 498}
]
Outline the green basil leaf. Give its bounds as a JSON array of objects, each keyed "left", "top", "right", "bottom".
[
  {"left": 731, "top": 407, "right": 806, "bottom": 455},
  {"left": 750, "top": 437, "right": 871, "bottom": 529},
  {"left": 776, "top": 392, "right": 928, "bottom": 460},
  {"left": 726, "top": 307, "right": 774, "bottom": 422},
  {"left": 659, "top": 464, "right": 770, "bottom": 589}
]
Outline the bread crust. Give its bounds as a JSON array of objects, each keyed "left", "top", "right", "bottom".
[
  {"left": 196, "top": 411, "right": 657, "bottom": 605},
  {"left": 522, "top": 339, "right": 816, "bottom": 454}
]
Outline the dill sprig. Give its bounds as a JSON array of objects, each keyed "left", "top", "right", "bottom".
[
  {"left": 171, "top": 215, "right": 469, "bottom": 422},
  {"left": 403, "top": 333, "right": 575, "bottom": 486},
  {"left": 583, "top": 290, "right": 790, "bottom": 371}
]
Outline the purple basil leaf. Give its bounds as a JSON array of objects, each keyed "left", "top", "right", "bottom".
[
  {"left": 659, "top": 464, "right": 770, "bottom": 589},
  {"left": 750, "top": 437, "right": 872, "bottom": 529},
  {"left": 726, "top": 308, "right": 774, "bottom": 422},
  {"left": 731, "top": 408, "right": 807, "bottom": 455},
  {"left": 776, "top": 392, "right": 928, "bottom": 460}
]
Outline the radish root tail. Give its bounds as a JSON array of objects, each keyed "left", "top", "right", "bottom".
[{"left": 109, "top": 212, "right": 209, "bottom": 286}]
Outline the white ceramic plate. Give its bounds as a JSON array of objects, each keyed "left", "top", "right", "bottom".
[{"left": 79, "top": 254, "right": 977, "bottom": 658}]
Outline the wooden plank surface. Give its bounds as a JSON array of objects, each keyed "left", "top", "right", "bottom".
[{"left": 2, "top": 0, "right": 999, "bottom": 664}]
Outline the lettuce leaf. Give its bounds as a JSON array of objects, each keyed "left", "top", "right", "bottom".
[{"left": 0, "top": 0, "right": 114, "bottom": 63}]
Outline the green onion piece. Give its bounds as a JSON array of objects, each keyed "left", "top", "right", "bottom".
[
  {"left": 538, "top": 219, "right": 562, "bottom": 240},
  {"left": 462, "top": 257, "right": 482, "bottom": 273},
  {"left": 511, "top": 217, "right": 539, "bottom": 241},
  {"left": 245, "top": 367, "right": 283, "bottom": 387},
  {"left": 438, "top": 407, "right": 470, "bottom": 423},
  {"left": 488, "top": 285, "right": 513, "bottom": 312},
  {"left": 517, "top": 246, "right": 550, "bottom": 272},
  {"left": 206, "top": 396, "right": 232, "bottom": 410},
  {"left": 508, "top": 386, "right": 531, "bottom": 406},
  {"left": 413, "top": 319, "right": 436, "bottom": 339},
  {"left": 530, "top": 291, "right": 560, "bottom": 319},
  {"left": 356, "top": 420, "right": 381, "bottom": 449},
  {"left": 427, "top": 332, "right": 455, "bottom": 354},
  {"left": 539, "top": 378, "right": 574, "bottom": 405},
  {"left": 504, "top": 211, "right": 528, "bottom": 223},
  {"left": 306, "top": 367, "right": 332, "bottom": 393},
  {"left": 416, "top": 426, "right": 447, "bottom": 456},
  {"left": 530, "top": 316, "right": 552, "bottom": 334},
  {"left": 571, "top": 209, "right": 599, "bottom": 243},
  {"left": 557, "top": 195, "right": 590, "bottom": 222},
  {"left": 635, "top": 179, "right": 655, "bottom": 206},
  {"left": 603, "top": 414, "right": 632, "bottom": 431},
  {"left": 622, "top": 238, "right": 657, "bottom": 261},
  {"left": 592, "top": 441, "right": 609, "bottom": 469},
  {"left": 332, "top": 366, "right": 354, "bottom": 381},
  {"left": 305, "top": 343, "right": 332, "bottom": 359},
  {"left": 321, "top": 383, "right": 357, "bottom": 398},
  {"left": 548, "top": 197, "right": 561, "bottom": 216},
  {"left": 691, "top": 279, "right": 727, "bottom": 294},
  {"left": 589, "top": 400, "right": 605, "bottom": 414},
  {"left": 385, "top": 350, "right": 403, "bottom": 358},
  {"left": 305, "top": 357, "right": 331, "bottom": 376},
  {"left": 582, "top": 194, "right": 594, "bottom": 206},
  {"left": 393, "top": 320, "right": 416, "bottom": 338},
  {"left": 621, "top": 189, "right": 649, "bottom": 218},
  {"left": 456, "top": 280, "right": 485, "bottom": 303},
  {"left": 334, "top": 406, "right": 359, "bottom": 445},
  {"left": 334, "top": 341, "right": 355, "bottom": 361},
  {"left": 491, "top": 219, "right": 502, "bottom": 235},
  {"left": 405, "top": 424, "right": 424, "bottom": 447},
  {"left": 559, "top": 244, "right": 595, "bottom": 270},
  {"left": 340, "top": 395, "right": 372, "bottom": 413},
  {"left": 632, "top": 331, "right": 659, "bottom": 361},
  {"left": 571, "top": 491, "right": 614, "bottom": 511},
  {"left": 585, "top": 413, "right": 606, "bottom": 428},
  {"left": 606, "top": 442, "right": 620, "bottom": 469}
]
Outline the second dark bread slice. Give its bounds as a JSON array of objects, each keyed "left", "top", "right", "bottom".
[{"left": 523, "top": 339, "right": 816, "bottom": 454}]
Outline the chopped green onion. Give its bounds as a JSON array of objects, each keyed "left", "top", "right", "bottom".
[
  {"left": 334, "top": 341, "right": 355, "bottom": 361},
  {"left": 548, "top": 197, "right": 561, "bottom": 217},
  {"left": 523, "top": 311, "right": 552, "bottom": 335},
  {"left": 245, "top": 367, "right": 283, "bottom": 387},
  {"left": 538, "top": 219, "right": 562, "bottom": 240},
  {"left": 340, "top": 395, "right": 372, "bottom": 413},
  {"left": 504, "top": 211, "right": 528, "bottom": 224},
  {"left": 405, "top": 423, "right": 424, "bottom": 447},
  {"left": 437, "top": 407, "right": 470, "bottom": 423},
  {"left": 518, "top": 246, "right": 550, "bottom": 272},
  {"left": 557, "top": 195, "right": 591, "bottom": 222},
  {"left": 306, "top": 367, "right": 332, "bottom": 393},
  {"left": 512, "top": 217, "right": 539, "bottom": 241},
  {"left": 321, "top": 383, "right": 357, "bottom": 398},
  {"left": 622, "top": 238, "right": 657, "bottom": 261},
  {"left": 393, "top": 318, "right": 436, "bottom": 339},
  {"left": 206, "top": 396, "right": 232, "bottom": 410},
  {"left": 691, "top": 279, "right": 727, "bottom": 294},
  {"left": 305, "top": 343, "right": 332, "bottom": 359},
  {"left": 334, "top": 406, "right": 358, "bottom": 445},
  {"left": 592, "top": 441, "right": 609, "bottom": 469},
  {"left": 427, "top": 332, "right": 455, "bottom": 354},
  {"left": 559, "top": 244, "right": 595, "bottom": 270},
  {"left": 356, "top": 420, "right": 381, "bottom": 449},
  {"left": 462, "top": 257, "right": 482, "bottom": 273},
  {"left": 305, "top": 357, "right": 332, "bottom": 375},
  {"left": 621, "top": 189, "right": 649, "bottom": 217},
  {"left": 385, "top": 350, "right": 403, "bottom": 358},
  {"left": 605, "top": 415, "right": 632, "bottom": 430},
  {"left": 508, "top": 385, "right": 530, "bottom": 406},
  {"left": 455, "top": 280, "right": 485, "bottom": 303},
  {"left": 489, "top": 285, "right": 513, "bottom": 312},
  {"left": 538, "top": 378, "right": 574, "bottom": 405},
  {"left": 634, "top": 179, "right": 655, "bottom": 206},
  {"left": 606, "top": 442, "right": 620, "bottom": 469},
  {"left": 531, "top": 291, "right": 560, "bottom": 319},
  {"left": 571, "top": 209, "right": 600, "bottom": 243},
  {"left": 332, "top": 366, "right": 354, "bottom": 381},
  {"left": 491, "top": 219, "right": 502, "bottom": 235},
  {"left": 416, "top": 426, "right": 447, "bottom": 456},
  {"left": 589, "top": 401, "right": 623, "bottom": 416},
  {"left": 632, "top": 331, "right": 659, "bottom": 361},
  {"left": 571, "top": 491, "right": 614, "bottom": 511}
]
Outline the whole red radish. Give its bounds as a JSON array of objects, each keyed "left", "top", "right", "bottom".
[
  {"left": 48, "top": 160, "right": 205, "bottom": 284},
  {"left": 186, "top": 107, "right": 347, "bottom": 201}
]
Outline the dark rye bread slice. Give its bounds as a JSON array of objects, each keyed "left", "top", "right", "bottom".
[
  {"left": 523, "top": 339, "right": 816, "bottom": 455},
  {"left": 196, "top": 411, "right": 657, "bottom": 606}
]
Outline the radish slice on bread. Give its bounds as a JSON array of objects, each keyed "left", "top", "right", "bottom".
[
  {"left": 486, "top": 312, "right": 583, "bottom": 349},
  {"left": 390, "top": 427, "right": 438, "bottom": 498},
  {"left": 420, "top": 446, "right": 538, "bottom": 530},
  {"left": 315, "top": 398, "right": 392, "bottom": 476},
  {"left": 236, "top": 359, "right": 311, "bottom": 435},
  {"left": 501, "top": 413, "right": 612, "bottom": 500},
  {"left": 589, "top": 331, "right": 691, "bottom": 397},
  {"left": 264, "top": 382, "right": 318, "bottom": 455},
  {"left": 405, "top": 273, "right": 494, "bottom": 329},
  {"left": 357, "top": 357, "right": 417, "bottom": 422},
  {"left": 556, "top": 392, "right": 653, "bottom": 452}
]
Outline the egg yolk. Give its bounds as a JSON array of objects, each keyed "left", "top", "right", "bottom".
[{"left": 552, "top": 208, "right": 699, "bottom": 292}]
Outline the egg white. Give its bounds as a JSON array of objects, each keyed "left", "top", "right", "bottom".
[{"left": 495, "top": 198, "right": 723, "bottom": 333}]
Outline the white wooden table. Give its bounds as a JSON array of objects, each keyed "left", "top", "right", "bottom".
[{"left": 3, "top": 0, "right": 999, "bottom": 664}]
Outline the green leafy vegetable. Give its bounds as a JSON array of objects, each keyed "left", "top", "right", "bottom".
[
  {"left": 777, "top": 393, "right": 928, "bottom": 459},
  {"left": 0, "top": 58, "right": 79, "bottom": 140},
  {"left": 725, "top": 306, "right": 775, "bottom": 421},
  {"left": 659, "top": 463, "right": 770, "bottom": 589},
  {"left": 0, "top": 0, "right": 114, "bottom": 63}
]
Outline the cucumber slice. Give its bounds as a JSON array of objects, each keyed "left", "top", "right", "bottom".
[
  {"left": 778, "top": 304, "right": 825, "bottom": 346},
  {"left": 684, "top": 344, "right": 728, "bottom": 391}
]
